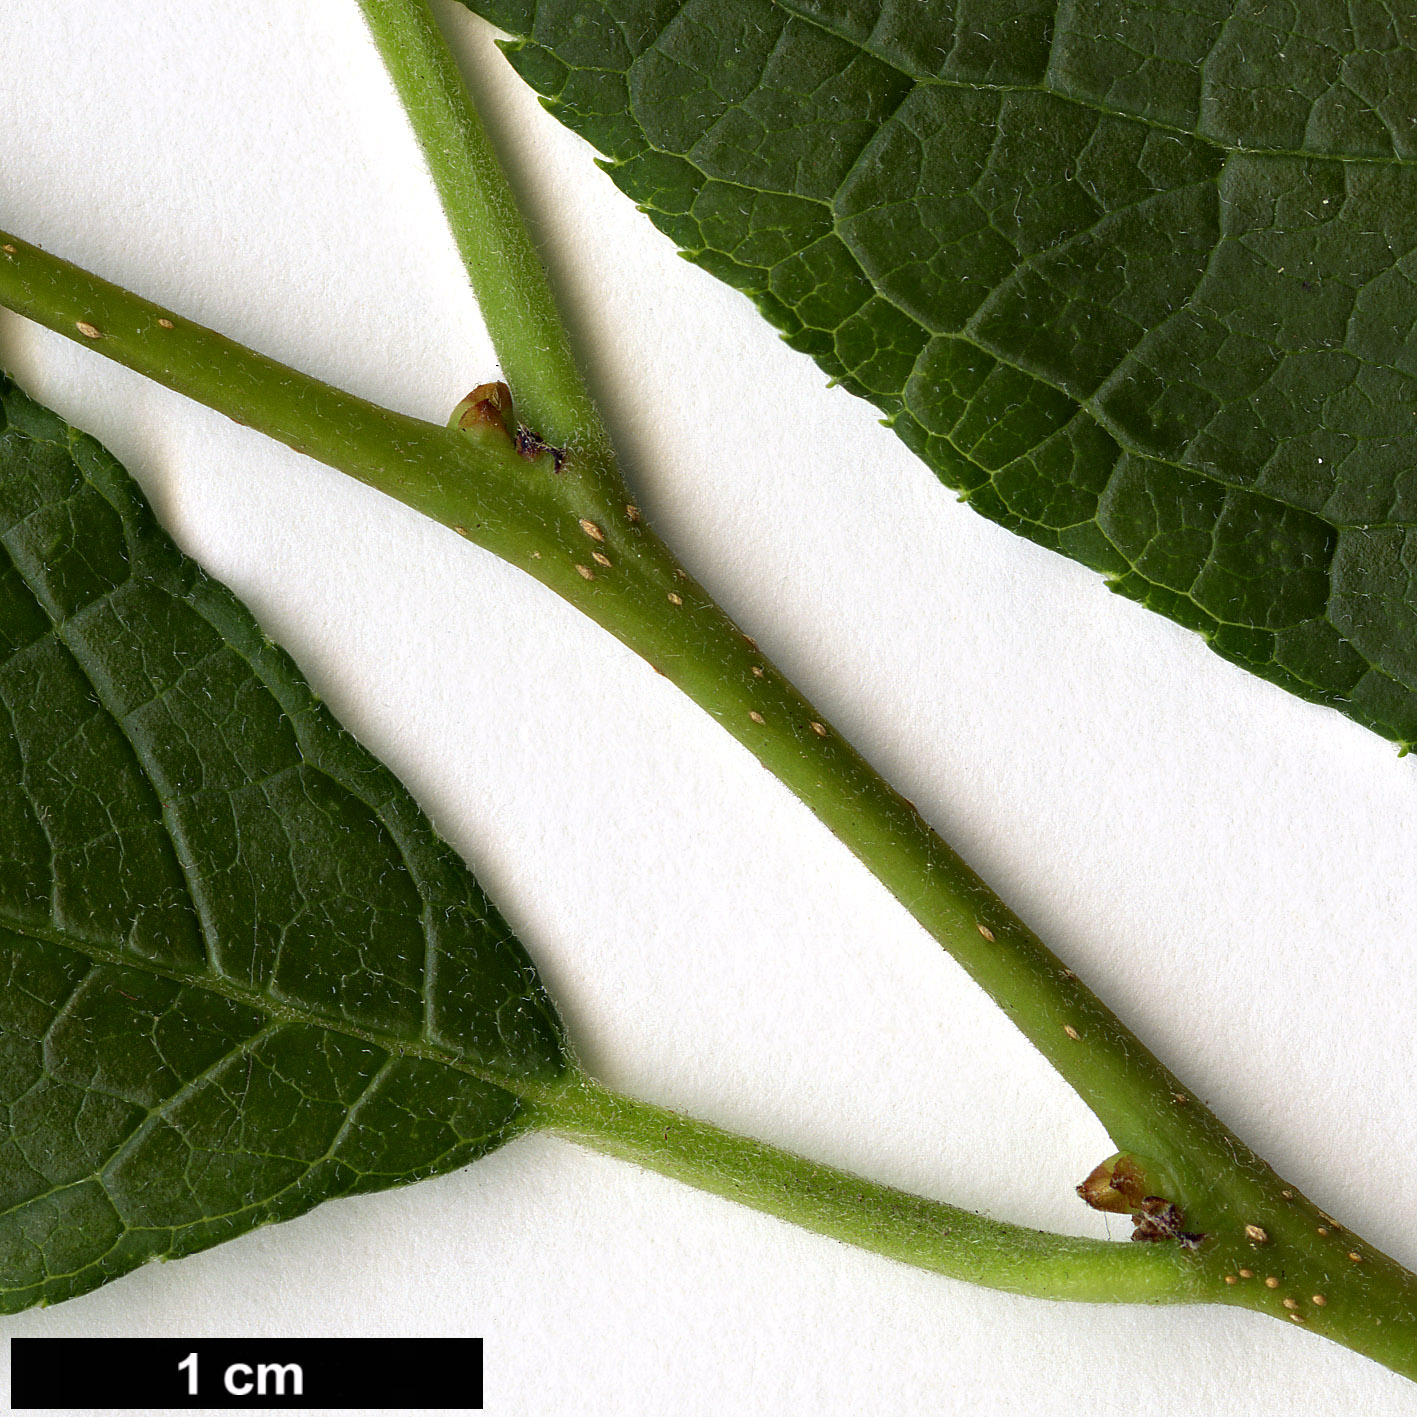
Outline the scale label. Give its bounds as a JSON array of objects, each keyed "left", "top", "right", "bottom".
[{"left": 9, "top": 1337, "right": 482, "bottom": 1409}]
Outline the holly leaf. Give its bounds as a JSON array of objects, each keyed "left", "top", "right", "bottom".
[
  {"left": 459, "top": 0, "right": 1417, "bottom": 747},
  {"left": 0, "top": 375, "right": 568, "bottom": 1311}
]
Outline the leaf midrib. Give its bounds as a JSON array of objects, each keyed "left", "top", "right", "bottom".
[
  {"left": 0, "top": 1040, "right": 478, "bottom": 1267},
  {"left": 0, "top": 912, "right": 564, "bottom": 1108}
]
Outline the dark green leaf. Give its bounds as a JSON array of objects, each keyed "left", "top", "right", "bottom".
[
  {"left": 461, "top": 0, "right": 1417, "bottom": 747},
  {"left": 0, "top": 375, "right": 569, "bottom": 1312}
]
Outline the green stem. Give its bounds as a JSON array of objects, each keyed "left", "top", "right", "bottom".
[
  {"left": 354, "top": 0, "right": 614, "bottom": 473},
  {"left": 4, "top": 233, "right": 1417, "bottom": 1378}
]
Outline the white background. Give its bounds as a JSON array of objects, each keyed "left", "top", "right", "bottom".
[{"left": 2, "top": 2, "right": 1416, "bottom": 1413}]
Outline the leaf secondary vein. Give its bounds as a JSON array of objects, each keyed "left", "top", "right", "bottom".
[
  {"left": 768, "top": 0, "right": 1417, "bottom": 167},
  {"left": 613, "top": 150, "right": 1407, "bottom": 545}
]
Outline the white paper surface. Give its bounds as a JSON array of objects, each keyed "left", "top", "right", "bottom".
[{"left": 1, "top": 2, "right": 1415, "bottom": 1413}]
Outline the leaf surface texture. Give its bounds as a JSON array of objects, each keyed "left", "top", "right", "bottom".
[
  {"left": 0, "top": 377, "right": 569, "bottom": 1310},
  {"left": 461, "top": 0, "right": 1417, "bottom": 744}
]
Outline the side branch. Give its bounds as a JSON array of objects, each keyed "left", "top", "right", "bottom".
[
  {"left": 536, "top": 1074, "right": 1417, "bottom": 1378},
  {"left": 355, "top": 0, "right": 616, "bottom": 476},
  {"left": 535, "top": 1074, "right": 1196, "bottom": 1305}
]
